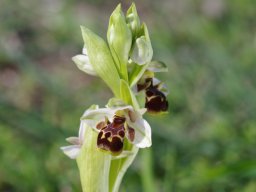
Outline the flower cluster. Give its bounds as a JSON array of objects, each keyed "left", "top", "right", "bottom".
[{"left": 61, "top": 3, "right": 168, "bottom": 161}]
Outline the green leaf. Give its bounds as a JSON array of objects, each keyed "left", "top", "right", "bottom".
[{"left": 81, "top": 26, "right": 121, "bottom": 97}]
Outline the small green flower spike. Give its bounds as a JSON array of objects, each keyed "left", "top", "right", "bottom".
[{"left": 61, "top": 3, "right": 169, "bottom": 192}]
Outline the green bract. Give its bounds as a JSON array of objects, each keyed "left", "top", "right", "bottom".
[
  {"left": 81, "top": 27, "right": 121, "bottom": 97},
  {"left": 107, "top": 4, "right": 132, "bottom": 81}
]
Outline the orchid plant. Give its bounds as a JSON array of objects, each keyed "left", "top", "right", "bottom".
[{"left": 61, "top": 3, "right": 168, "bottom": 192}]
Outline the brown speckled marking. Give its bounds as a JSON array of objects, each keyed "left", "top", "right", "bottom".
[{"left": 97, "top": 116, "right": 126, "bottom": 155}]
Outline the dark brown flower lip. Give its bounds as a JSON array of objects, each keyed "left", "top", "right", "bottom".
[
  {"left": 137, "top": 77, "right": 169, "bottom": 113},
  {"left": 145, "top": 94, "right": 168, "bottom": 113},
  {"left": 96, "top": 115, "right": 135, "bottom": 155}
]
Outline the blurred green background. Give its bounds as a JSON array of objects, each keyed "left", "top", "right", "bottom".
[{"left": 1, "top": 0, "right": 256, "bottom": 191}]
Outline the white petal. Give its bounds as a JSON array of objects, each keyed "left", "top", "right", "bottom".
[
  {"left": 126, "top": 108, "right": 144, "bottom": 122},
  {"left": 60, "top": 145, "right": 81, "bottom": 159},
  {"left": 82, "top": 106, "right": 133, "bottom": 120},
  {"left": 147, "top": 61, "right": 168, "bottom": 73},
  {"left": 127, "top": 118, "right": 152, "bottom": 148},
  {"left": 72, "top": 54, "right": 97, "bottom": 76},
  {"left": 78, "top": 121, "right": 87, "bottom": 142},
  {"left": 66, "top": 137, "right": 80, "bottom": 145},
  {"left": 82, "top": 47, "right": 88, "bottom": 55},
  {"left": 138, "top": 108, "right": 147, "bottom": 115},
  {"left": 131, "top": 36, "right": 153, "bottom": 65},
  {"left": 81, "top": 106, "right": 133, "bottom": 130},
  {"left": 152, "top": 77, "right": 161, "bottom": 86},
  {"left": 152, "top": 78, "right": 169, "bottom": 96},
  {"left": 81, "top": 108, "right": 114, "bottom": 130}
]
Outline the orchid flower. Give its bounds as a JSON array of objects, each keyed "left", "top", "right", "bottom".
[
  {"left": 81, "top": 104, "right": 151, "bottom": 155},
  {"left": 61, "top": 104, "right": 151, "bottom": 157},
  {"left": 136, "top": 71, "right": 169, "bottom": 113},
  {"left": 144, "top": 79, "right": 169, "bottom": 113}
]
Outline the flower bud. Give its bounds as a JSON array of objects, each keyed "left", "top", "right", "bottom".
[
  {"left": 126, "top": 3, "right": 140, "bottom": 39},
  {"left": 107, "top": 4, "right": 132, "bottom": 80},
  {"left": 130, "top": 24, "right": 153, "bottom": 65}
]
